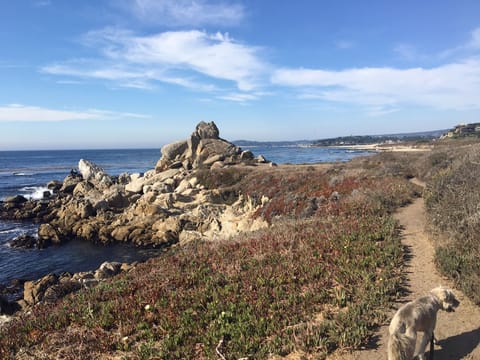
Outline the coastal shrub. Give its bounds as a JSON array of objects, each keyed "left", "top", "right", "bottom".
[
  {"left": 424, "top": 143, "right": 480, "bottom": 304},
  {"left": 0, "top": 169, "right": 417, "bottom": 359}
]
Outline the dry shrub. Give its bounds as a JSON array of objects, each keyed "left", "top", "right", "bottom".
[{"left": 424, "top": 142, "right": 480, "bottom": 304}]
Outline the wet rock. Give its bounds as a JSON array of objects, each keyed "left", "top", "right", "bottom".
[
  {"left": 38, "top": 223, "right": 62, "bottom": 245},
  {"left": 0, "top": 295, "right": 9, "bottom": 314},
  {"left": 4, "top": 195, "right": 28, "bottom": 204},
  {"left": 47, "top": 180, "right": 63, "bottom": 191},
  {"left": 9, "top": 234, "right": 38, "bottom": 249}
]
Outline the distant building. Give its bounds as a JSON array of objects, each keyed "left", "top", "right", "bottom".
[{"left": 441, "top": 122, "right": 480, "bottom": 139}]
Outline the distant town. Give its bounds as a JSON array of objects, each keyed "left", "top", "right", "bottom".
[{"left": 235, "top": 123, "right": 480, "bottom": 148}]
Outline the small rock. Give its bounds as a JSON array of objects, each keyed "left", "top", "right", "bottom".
[
  {"left": 256, "top": 155, "right": 267, "bottom": 163},
  {"left": 240, "top": 150, "right": 254, "bottom": 161}
]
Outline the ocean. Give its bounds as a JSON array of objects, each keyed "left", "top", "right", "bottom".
[{"left": 0, "top": 146, "right": 373, "bottom": 286}]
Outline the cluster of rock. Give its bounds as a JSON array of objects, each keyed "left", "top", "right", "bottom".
[
  {"left": 0, "top": 261, "right": 134, "bottom": 322},
  {"left": 1, "top": 122, "right": 271, "bottom": 249}
]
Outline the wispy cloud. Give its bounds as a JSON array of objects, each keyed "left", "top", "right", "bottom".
[
  {"left": 335, "top": 40, "right": 354, "bottom": 50},
  {"left": 33, "top": 0, "right": 51, "bottom": 7},
  {"left": 0, "top": 104, "right": 150, "bottom": 122},
  {"left": 272, "top": 57, "right": 480, "bottom": 111},
  {"left": 393, "top": 44, "right": 427, "bottom": 62},
  {"left": 217, "top": 92, "right": 258, "bottom": 102},
  {"left": 42, "top": 28, "right": 267, "bottom": 93},
  {"left": 396, "top": 27, "right": 480, "bottom": 62},
  {"left": 118, "top": 0, "right": 245, "bottom": 27}
]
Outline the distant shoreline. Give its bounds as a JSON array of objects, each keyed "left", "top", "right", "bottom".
[{"left": 327, "top": 143, "right": 433, "bottom": 152}]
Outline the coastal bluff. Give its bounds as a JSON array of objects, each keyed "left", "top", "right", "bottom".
[{"left": 0, "top": 121, "right": 272, "bottom": 248}]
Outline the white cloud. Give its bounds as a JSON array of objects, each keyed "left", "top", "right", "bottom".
[
  {"left": 123, "top": 0, "right": 244, "bottom": 27},
  {"left": 217, "top": 92, "right": 258, "bottom": 102},
  {"left": 43, "top": 29, "right": 266, "bottom": 92},
  {"left": 271, "top": 57, "right": 480, "bottom": 111},
  {"left": 0, "top": 104, "right": 150, "bottom": 122}
]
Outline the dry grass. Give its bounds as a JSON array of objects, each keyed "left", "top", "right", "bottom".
[{"left": 423, "top": 142, "right": 480, "bottom": 304}]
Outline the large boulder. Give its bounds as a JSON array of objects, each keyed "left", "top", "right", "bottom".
[
  {"left": 161, "top": 140, "right": 189, "bottom": 162},
  {"left": 155, "top": 121, "right": 247, "bottom": 171},
  {"left": 194, "top": 121, "right": 220, "bottom": 139},
  {"left": 78, "top": 159, "right": 113, "bottom": 188}
]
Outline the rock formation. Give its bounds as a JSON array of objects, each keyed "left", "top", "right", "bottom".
[{"left": 0, "top": 121, "right": 272, "bottom": 248}]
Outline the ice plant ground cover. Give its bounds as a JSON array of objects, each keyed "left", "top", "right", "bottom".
[{"left": 0, "top": 164, "right": 419, "bottom": 359}]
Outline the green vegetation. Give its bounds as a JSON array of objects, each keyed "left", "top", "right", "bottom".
[{"left": 0, "top": 164, "right": 419, "bottom": 359}]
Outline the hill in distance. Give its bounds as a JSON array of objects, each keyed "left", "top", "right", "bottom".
[{"left": 234, "top": 128, "right": 447, "bottom": 147}]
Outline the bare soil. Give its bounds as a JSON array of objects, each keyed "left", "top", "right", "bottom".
[{"left": 331, "top": 179, "right": 480, "bottom": 360}]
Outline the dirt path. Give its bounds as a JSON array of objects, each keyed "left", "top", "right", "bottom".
[{"left": 333, "top": 180, "right": 480, "bottom": 360}]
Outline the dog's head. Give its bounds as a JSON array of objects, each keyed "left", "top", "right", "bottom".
[{"left": 430, "top": 286, "right": 460, "bottom": 312}]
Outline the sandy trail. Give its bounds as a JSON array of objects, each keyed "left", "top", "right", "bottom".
[{"left": 333, "top": 180, "right": 480, "bottom": 360}]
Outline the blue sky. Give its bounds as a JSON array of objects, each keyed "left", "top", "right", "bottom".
[{"left": 1, "top": 0, "right": 480, "bottom": 150}]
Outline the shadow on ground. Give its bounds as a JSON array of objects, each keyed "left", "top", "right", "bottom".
[{"left": 426, "top": 327, "right": 480, "bottom": 360}]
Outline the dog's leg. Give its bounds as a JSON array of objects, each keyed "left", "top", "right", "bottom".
[
  {"left": 417, "top": 331, "right": 432, "bottom": 360},
  {"left": 429, "top": 332, "right": 434, "bottom": 360}
]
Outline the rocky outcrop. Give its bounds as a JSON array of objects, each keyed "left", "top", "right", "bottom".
[
  {"left": 155, "top": 121, "right": 267, "bottom": 171},
  {"left": 0, "top": 122, "right": 272, "bottom": 248},
  {"left": 21, "top": 261, "right": 131, "bottom": 308}
]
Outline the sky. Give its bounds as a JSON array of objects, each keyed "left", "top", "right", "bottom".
[{"left": 1, "top": 0, "right": 480, "bottom": 150}]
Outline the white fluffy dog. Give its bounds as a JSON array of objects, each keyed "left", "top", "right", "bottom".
[{"left": 387, "top": 286, "right": 460, "bottom": 360}]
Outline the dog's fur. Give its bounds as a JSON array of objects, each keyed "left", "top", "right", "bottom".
[{"left": 387, "top": 286, "right": 459, "bottom": 360}]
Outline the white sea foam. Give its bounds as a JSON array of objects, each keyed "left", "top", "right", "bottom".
[
  {"left": 0, "top": 227, "right": 18, "bottom": 234},
  {"left": 20, "top": 186, "right": 53, "bottom": 200},
  {"left": 13, "top": 172, "right": 35, "bottom": 176}
]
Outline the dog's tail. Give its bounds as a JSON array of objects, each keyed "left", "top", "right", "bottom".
[{"left": 387, "top": 319, "right": 415, "bottom": 360}]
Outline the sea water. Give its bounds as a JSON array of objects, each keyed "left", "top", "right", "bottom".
[{"left": 0, "top": 146, "right": 373, "bottom": 285}]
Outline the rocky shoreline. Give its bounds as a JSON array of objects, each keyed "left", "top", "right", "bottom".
[{"left": 0, "top": 121, "right": 274, "bottom": 321}]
